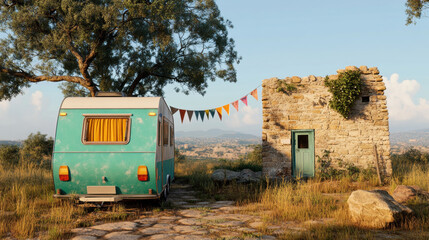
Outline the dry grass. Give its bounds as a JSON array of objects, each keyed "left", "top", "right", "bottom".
[{"left": 0, "top": 164, "right": 136, "bottom": 239}]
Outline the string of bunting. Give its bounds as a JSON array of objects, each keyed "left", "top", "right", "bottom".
[{"left": 170, "top": 86, "right": 260, "bottom": 123}]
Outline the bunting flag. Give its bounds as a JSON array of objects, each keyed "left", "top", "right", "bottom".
[
  {"left": 250, "top": 89, "right": 258, "bottom": 101},
  {"left": 241, "top": 96, "right": 248, "bottom": 106},
  {"left": 170, "top": 107, "right": 179, "bottom": 115},
  {"left": 179, "top": 109, "right": 186, "bottom": 123},
  {"left": 232, "top": 100, "right": 239, "bottom": 111},
  {"left": 216, "top": 107, "right": 223, "bottom": 120},
  {"left": 198, "top": 111, "right": 205, "bottom": 121},
  {"left": 223, "top": 104, "right": 230, "bottom": 115},
  {"left": 187, "top": 110, "right": 193, "bottom": 122},
  {"left": 170, "top": 85, "right": 261, "bottom": 123}
]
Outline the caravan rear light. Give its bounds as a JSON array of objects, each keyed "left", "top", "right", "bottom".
[
  {"left": 138, "top": 166, "right": 148, "bottom": 181},
  {"left": 59, "top": 166, "right": 70, "bottom": 181}
]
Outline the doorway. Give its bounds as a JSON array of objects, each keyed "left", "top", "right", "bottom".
[{"left": 292, "top": 130, "right": 315, "bottom": 178}]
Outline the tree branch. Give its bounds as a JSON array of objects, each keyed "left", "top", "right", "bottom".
[{"left": 1, "top": 67, "right": 83, "bottom": 84}]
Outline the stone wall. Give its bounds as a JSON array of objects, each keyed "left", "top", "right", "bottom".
[{"left": 262, "top": 66, "right": 391, "bottom": 178}]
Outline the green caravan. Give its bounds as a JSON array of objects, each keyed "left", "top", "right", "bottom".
[{"left": 52, "top": 95, "right": 174, "bottom": 202}]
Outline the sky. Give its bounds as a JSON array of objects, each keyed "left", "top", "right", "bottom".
[{"left": 1, "top": 0, "right": 429, "bottom": 140}]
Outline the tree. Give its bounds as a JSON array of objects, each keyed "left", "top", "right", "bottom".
[
  {"left": 405, "top": 0, "right": 429, "bottom": 25},
  {"left": 0, "top": 0, "right": 239, "bottom": 100},
  {"left": 20, "top": 132, "right": 54, "bottom": 168}
]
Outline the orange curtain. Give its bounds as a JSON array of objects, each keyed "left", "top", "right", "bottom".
[{"left": 86, "top": 118, "right": 127, "bottom": 142}]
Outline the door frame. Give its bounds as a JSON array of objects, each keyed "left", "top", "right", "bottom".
[{"left": 291, "top": 129, "right": 315, "bottom": 178}]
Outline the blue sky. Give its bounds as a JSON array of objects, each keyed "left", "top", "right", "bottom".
[{"left": 1, "top": 0, "right": 429, "bottom": 140}]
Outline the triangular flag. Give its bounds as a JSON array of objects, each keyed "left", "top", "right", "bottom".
[
  {"left": 223, "top": 104, "right": 230, "bottom": 115},
  {"left": 187, "top": 110, "right": 193, "bottom": 122},
  {"left": 250, "top": 89, "right": 258, "bottom": 101},
  {"left": 205, "top": 110, "right": 210, "bottom": 119},
  {"left": 195, "top": 111, "right": 199, "bottom": 121},
  {"left": 210, "top": 109, "right": 216, "bottom": 118},
  {"left": 170, "top": 107, "right": 178, "bottom": 115},
  {"left": 198, "top": 111, "right": 205, "bottom": 122},
  {"left": 232, "top": 100, "right": 239, "bottom": 111},
  {"left": 216, "top": 107, "right": 223, "bottom": 121},
  {"left": 179, "top": 109, "right": 186, "bottom": 123},
  {"left": 241, "top": 96, "right": 248, "bottom": 106}
]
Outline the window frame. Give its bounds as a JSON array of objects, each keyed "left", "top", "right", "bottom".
[
  {"left": 170, "top": 125, "right": 174, "bottom": 147},
  {"left": 163, "top": 117, "right": 170, "bottom": 146},
  {"left": 81, "top": 114, "right": 132, "bottom": 145}
]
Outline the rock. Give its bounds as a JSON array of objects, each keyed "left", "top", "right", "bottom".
[
  {"left": 238, "top": 169, "right": 261, "bottom": 183},
  {"left": 392, "top": 185, "right": 429, "bottom": 203},
  {"left": 104, "top": 231, "right": 141, "bottom": 240},
  {"left": 392, "top": 185, "right": 418, "bottom": 203},
  {"left": 212, "top": 169, "right": 262, "bottom": 183},
  {"left": 347, "top": 190, "right": 413, "bottom": 228},
  {"left": 211, "top": 169, "right": 240, "bottom": 181},
  {"left": 91, "top": 221, "right": 137, "bottom": 231},
  {"left": 71, "top": 236, "right": 98, "bottom": 240},
  {"left": 71, "top": 228, "right": 107, "bottom": 237}
]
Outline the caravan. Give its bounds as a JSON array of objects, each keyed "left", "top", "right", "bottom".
[{"left": 52, "top": 96, "right": 174, "bottom": 202}]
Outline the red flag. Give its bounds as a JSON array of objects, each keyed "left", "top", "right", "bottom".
[
  {"left": 187, "top": 110, "right": 193, "bottom": 122},
  {"left": 216, "top": 107, "right": 223, "bottom": 121},
  {"left": 241, "top": 96, "right": 248, "bottom": 106},
  {"left": 250, "top": 89, "right": 258, "bottom": 101},
  {"left": 179, "top": 109, "right": 186, "bottom": 123},
  {"left": 223, "top": 104, "right": 230, "bottom": 115},
  {"left": 170, "top": 107, "right": 178, "bottom": 115},
  {"left": 232, "top": 100, "right": 239, "bottom": 111}
]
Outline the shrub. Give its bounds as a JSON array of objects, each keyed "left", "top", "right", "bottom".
[
  {"left": 20, "top": 132, "right": 53, "bottom": 169},
  {"left": 0, "top": 144, "right": 20, "bottom": 167}
]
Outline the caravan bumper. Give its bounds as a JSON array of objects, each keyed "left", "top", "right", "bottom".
[{"left": 53, "top": 194, "right": 160, "bottom": 202}]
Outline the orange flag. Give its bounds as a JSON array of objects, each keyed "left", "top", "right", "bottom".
[
  {"left": 223, "top": 104, "right": 230, "bottom": 115},
  {"left": 232, "top": 100, "right": 239, "bottom": 111},
  {"left": 179, "top": 109, "right": 186, "bottom": 123},
  {"left": 216, "top": 107, "right": 223, "bottom": 120},
  {"left": 205, "top": 110, "right": 210, "bottom": 119},
  {"left": 250, "top": 89, "right": 258, "bottom": 101}
]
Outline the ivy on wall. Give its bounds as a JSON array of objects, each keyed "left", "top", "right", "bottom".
[
  {"left": 276, "top": 81, "right": 297, "bottom": 95},
  {"left": 324, "top": 70, "right": 362, "bottom": 119}
]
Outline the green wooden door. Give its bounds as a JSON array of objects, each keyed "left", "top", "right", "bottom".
[{"left": 292, "top": 130, "right": 315, "bottom": 178}]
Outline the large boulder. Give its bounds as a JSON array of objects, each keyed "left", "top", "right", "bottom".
[{"left": 347, "top": 190, "right": 413, "bottom": 228}]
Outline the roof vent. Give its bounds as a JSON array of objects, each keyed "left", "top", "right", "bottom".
[{"left": 95, "top": 92, "right": 125, "bottom": 97}]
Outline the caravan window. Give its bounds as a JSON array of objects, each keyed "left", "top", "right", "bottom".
[
  {"left": 82, "top": 114, "right": 131, "bottom": 144},
  {"left": 163, "top": 118, "right": 169, "bottom": 145}
]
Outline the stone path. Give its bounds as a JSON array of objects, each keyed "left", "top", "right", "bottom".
[{"left": 71, "top": 183, "right": 285, "bottom": 240}]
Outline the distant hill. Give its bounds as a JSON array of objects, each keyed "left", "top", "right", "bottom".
[
  {"left": 390, "top": 129, "right": 429, "bottom": 145},
  {"left": 0, "top": 140, "right": 22, "bottom": 146},
  {"left": 176, "top": 129, "right": 259, "bottom": 140}
]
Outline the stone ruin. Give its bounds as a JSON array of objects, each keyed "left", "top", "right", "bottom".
[{"left": 262, "top": 66, "right": 391, "bottom": 178}]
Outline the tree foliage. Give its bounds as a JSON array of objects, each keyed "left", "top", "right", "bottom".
[
  {"left": 0, "top": 144, "right": 20, "bottom": 167},
  {"left": 405, "top": 0, "right": 429, "bottom": 25},
  {"left": 0, "top": 0, "right": 239, "bottom": 99},
  {"left": 20, "top": 132, "right": 54, "bottom": 168}
]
